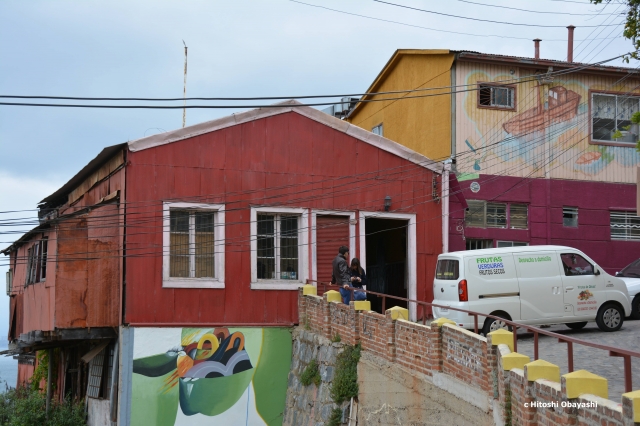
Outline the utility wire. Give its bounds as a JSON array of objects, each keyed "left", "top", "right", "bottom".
[
  {"left": 372, "top": 0, "right": 623, "bottom": 27},
  {"left": 453, "top": 0, "right": 615, "bottom": 16}
]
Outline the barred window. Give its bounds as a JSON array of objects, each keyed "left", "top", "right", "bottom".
[
  {"left": 465, "top": 200, "right": 527, "bottom": 230},
  {"left": 509, "top": 204, "right": 528, "bottom": 229},
  {"left": 610, "top": 211, "right": 640, "bottom": 241},
  {"left": 257, "top": 214, "right": 299, "bottom": 280},
  {"left": 163, "top": 203, "right": 224, "bottom": 288},
  {"left": 170, "top": 210, "right": 216, "bottom": 278}
]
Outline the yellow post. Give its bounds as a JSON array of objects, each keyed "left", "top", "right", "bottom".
[
  {"left": 502, "top": 353, "right": 530, "bottom": 371},
  {"left": 487, "top": 329, "right": 514, "bottom": 352},
  {"left": 325, "top": 290, "right": 342, "bottom": 303},
  {"left": 302, "top": 284, "right": 317, "bottom": 296},
  {"left": 354, "top": 301, "right": 371, "bottom": 311},
  {"left": 524, "top": 359, "right": 560, "bottom": 383},
  {"left": 562, "top": 370, "right": 608, "bottom": 399},
  {"left": 622, "top": 390, "right": 640, "bottom": 423},
  {"left": 431, "top": 317, "right": 456, "bottom": 327},
  {"left": 386, "top": 306, "right": 409, "bottom": 321}
]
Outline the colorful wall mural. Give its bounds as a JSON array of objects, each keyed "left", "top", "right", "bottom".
[
  {"left": 455, "top": 62, "right": 640, "bottom": 183},
  {"left": 131, "top": 327, "right": 292, "bottom": 426}
]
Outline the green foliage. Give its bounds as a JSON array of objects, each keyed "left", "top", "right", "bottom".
[
  {"left": 631, "top": 111, "right": 640, "bottom": 124},
  {"left": 591, "top": 0, "right": 640, "bottom": 61},
  {"left": 612, "top": 129, "right": 624, "bottom": 140},
  {"left": 31, "top": 350, "right": 59, "bottom": 393},
  {"left": 0, "top": 385, "right": 85, "bottom": 426},
  {"left": 300, "top": 359, "right": 321, "bottom": 387},
  {"left": 327, "top": 407, "right": 343, "bottom": 426},
  {"left": 331, "top": 333, "right": 341, "bottom": 343},
  {"left": 330, "top": 344, "right": 361, "bottom": 404}
]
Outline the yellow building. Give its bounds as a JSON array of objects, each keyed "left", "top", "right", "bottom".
[{"left": 346, "top": 49, "right": 455, "bottom": 163}]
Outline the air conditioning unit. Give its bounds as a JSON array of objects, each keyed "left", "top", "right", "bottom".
[{"left": 6, "top": 270, "right": 12, "bottom": 296}]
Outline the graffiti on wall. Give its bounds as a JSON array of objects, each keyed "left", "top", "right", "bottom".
[
  {"left": 131, "top": 327, "right": 291, "bottom": 426},
  {"left": 457, "top": 69, "right": 640, "bottom": 182}
]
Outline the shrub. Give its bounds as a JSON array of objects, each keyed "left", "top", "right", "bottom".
[
  {"left": 0, "top": 385, "right": 85, "bottom": 426},
  {"left": 300, "top": 359, "right": 321, "bottom": 387},
  {"left": 330, "top": 344, "right": 361, "bottom": 404}
]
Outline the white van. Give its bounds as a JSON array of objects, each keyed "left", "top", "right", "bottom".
[{"left": 432, "top": 246, "right": 631, "bottom": 334}]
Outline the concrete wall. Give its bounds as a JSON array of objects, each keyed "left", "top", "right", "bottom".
[{"left": 299, "top": 289, "right": 640, "bottom": 425}]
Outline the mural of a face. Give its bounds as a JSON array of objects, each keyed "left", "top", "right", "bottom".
[{"left": 131, "top": 327, "right": 291, "bottom": 426}]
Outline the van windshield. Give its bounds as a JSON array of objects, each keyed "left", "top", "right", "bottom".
[{"left": 436, "top": 259, "right": 459, "bottom": 280}]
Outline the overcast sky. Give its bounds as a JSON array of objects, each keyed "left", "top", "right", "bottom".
[{"left": 0, "top": 0, "right": 635, "bottom": 337}]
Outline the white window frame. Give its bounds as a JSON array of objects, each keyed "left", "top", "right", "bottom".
[
  {"left": 311, "top": 210, "right": 357, "bottom": 285},
  {"left": 250, "top": 207, "right": 309, "bottom": 290},
  {"left": 358, "top": 211, "right": 417, "bottom": 321},
  {"left": 162, "top": 202, "right": 225, "bottom": 288},
  {"left": 372, "top": 123, "right": 383, "bottom": 136}
]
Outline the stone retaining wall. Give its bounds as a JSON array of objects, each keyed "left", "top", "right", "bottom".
[{"left": 298, "top": 289, "right": 640, "bottom": 426}]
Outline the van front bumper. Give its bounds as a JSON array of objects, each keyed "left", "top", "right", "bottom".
[{"left": 432, "top": 302, "right": 475, "bottom": 329}]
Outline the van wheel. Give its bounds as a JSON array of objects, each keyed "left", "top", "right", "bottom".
[
  {"left": 482, "top": 314, "right": 512, "bottom": 336},
  {"left": 631, "top": 296, "right": 640, "bottom": 320},
  {"left": 595, "top": 303, "right": 624, "bottom": 332},
  {"left": 565, "top": 322, "right": 587, "bottom": 330}
]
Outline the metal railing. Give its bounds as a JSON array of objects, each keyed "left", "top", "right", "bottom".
[{"left": 309, "top": 280, "right": 640, "bottom": 393}]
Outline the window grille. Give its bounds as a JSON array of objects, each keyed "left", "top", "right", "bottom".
[{"left": 610, "top": 211, "right": 640, "bottom": 241}]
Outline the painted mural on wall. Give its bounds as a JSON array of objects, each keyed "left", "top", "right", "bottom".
[
  {"left": 456, "top": 66, "right": 640, "bottom": 183},
  {"left": 131, "top": 327, "right": 292, "bottom": 425}
]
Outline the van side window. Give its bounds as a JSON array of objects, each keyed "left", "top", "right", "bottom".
[
  {"left": 560, "top": 254, "right": 594, "bottom": 276},
  {"left": 436, "top": 260, "right": 459, "bottom": 280}
]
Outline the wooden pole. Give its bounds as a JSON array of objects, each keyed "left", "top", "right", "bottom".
[{"left": 182, "top": 40, "right": 188, "bottom": 128}]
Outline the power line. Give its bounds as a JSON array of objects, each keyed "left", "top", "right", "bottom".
[
  {"left": 372, "top": 0, "right": 623, "bottom": 28},
  {"left": 288, "top": 0, "right": 620, "bottom": 42},
  {"left": 453, "top": 0, "right": 615, "bottom": 15}
]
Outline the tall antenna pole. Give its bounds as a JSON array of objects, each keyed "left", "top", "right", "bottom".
[{"left": 182, "top": 40, "right": 188, "bottom": 128}]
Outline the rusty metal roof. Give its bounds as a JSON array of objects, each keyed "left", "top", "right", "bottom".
[{"left": 39, "top": 143, "right": 126, "bottom": 206}]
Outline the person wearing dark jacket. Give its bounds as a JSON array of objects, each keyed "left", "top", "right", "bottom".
[
  {"left": 348, "top": 258, "right": 367, "bottom": 304},
  {"left": 332, "top": 246, "right": 350, "bottom": 285}
]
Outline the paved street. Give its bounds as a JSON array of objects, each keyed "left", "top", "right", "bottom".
[{"left": 513, "top": 317, "right": 640, "bottom": 403}]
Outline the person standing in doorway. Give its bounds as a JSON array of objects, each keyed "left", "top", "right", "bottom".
[{"left": 331, "top": 246, "right": 352, "bottom": 305}]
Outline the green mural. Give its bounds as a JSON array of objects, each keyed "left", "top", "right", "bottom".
[{"left": 131, "top": 327, "right": 292, "bottom": 426}]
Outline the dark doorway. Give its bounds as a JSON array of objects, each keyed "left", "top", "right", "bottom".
[{"left": 364, "top": 218, "right": 408, "bottom": 312}]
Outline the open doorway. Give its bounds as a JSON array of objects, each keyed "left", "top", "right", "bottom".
[{"left": 364, "top": 218, "right": 408, "bottom": 312}]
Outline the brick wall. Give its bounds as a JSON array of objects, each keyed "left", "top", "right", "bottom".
[{"left": 297, "top": 291, "right": 639, "bottom": 426}]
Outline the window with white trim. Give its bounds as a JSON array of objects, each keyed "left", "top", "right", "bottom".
[
  {"left": 372, "top": 123, "right": 383, "bottom": 136},
  {"left": 163, "top": 203, "right": 225, "bottom": 288},
  {"left": 610, "top": 211, "right": 640, "bottom": 241},
  {"left": 251, "top": 207, "right": 308, "bottom": 289}
]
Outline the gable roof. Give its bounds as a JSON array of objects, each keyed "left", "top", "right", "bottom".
[
  {"left": 127, "top": 99, "right": 442, "bottom": 173},
  {"left": 346, "top": 49, "right": 452, "bottom": 118},
  {"left": 38, "top": 100, "right": 442, "bottom": 208}
]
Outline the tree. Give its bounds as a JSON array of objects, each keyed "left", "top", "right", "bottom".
[{"left": 591, "top": 0, "right": 640, "bottom": 61}]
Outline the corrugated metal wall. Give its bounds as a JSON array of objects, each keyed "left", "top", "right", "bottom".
[
  {"left": 125, "top": 112, "right": 442, "bottom": 325},
  {"left": 455, "top": 61, "right": 640, "bottom": 184}
]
